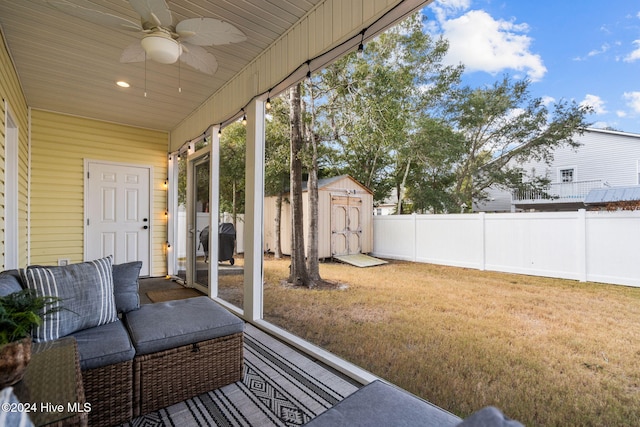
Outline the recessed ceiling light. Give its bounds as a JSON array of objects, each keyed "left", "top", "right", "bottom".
[{"left": 116, "top": 81, "right": 130, "bottom": 88}]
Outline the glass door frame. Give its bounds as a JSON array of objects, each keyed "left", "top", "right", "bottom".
[{"left": 187, "top": 145, "right": 216, "bottom": 296}]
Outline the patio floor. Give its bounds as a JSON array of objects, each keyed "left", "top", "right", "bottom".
[{"left": 125, "top": 277, "right": 362, "bottom": 426}]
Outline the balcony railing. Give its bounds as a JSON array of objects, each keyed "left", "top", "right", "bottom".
[{"left": 512, "top": 179, "right": 603, "bottom": 203}]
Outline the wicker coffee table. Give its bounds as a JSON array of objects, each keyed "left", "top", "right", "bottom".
[{"left": 13, "top": 337, "right": 88, "bottom": 427}]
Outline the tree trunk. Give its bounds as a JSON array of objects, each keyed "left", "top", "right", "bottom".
[
  {"left": 306, "top": 80, "right": 321, "bottom": 281},
  {"left": 274, "top": 187, "right": 283, "bottom": 259},
  {"left": 396, "top": 158, "right": 411, "bottom": 214},
  {"left": 288, "top": 83, "right": 309, "bottom": 286}
]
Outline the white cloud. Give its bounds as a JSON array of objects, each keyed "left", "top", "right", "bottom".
[
  {"left": 588, "top": 43, "right": 611, "bottom": 57},
  {"left": 580, "top": 94, "right": 607, "bottom": 114},
  {"left": 623, "top": 40, "right": 640, "bottom": 62},
  {"left": 616, "top": 110, "right": 627, "bottom": 118},
  {"left": 428, "top": 0, "right": 471, "bottom": 22},
  {"left": 433, "top": 9, "right": 547, "bottom": 81},
  {"left": 541, "top": 95, "right": 555, "bottom": 107},
  {"left": 623, "top": 91, "right": 640, "bottom": 113}
]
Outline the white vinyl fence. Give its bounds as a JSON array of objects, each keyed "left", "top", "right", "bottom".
[{"left": 372, "top": 210, "right": 640, "bottom": 287}]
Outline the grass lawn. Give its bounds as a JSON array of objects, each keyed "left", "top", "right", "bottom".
[{"left": 256, "top": 257, "right": 640, "bottom": 426}]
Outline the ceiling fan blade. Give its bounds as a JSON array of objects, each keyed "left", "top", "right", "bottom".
[
  {"left": 179, "top": 43, "right": 218, "bottom": 75},
  {"left": 120, "top": 41, "right": 146, "bottom": 63},
  {"left": 44, "top": 0, "right": 141, "bottom": 31},
  {"left": 128, "top": 0, "right": 173, "bottom": 29},
  {"left": 176, "top": 18, "right": 246, "bottom": 46}
]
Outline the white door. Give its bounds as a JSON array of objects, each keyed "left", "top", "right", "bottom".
[{"left": 86, "top": 162, "right": 151, "bottom": 275}]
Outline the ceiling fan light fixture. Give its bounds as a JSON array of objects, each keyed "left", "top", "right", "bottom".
[{"left": 141, "top": 33, "right": 181, "bottom": 64}]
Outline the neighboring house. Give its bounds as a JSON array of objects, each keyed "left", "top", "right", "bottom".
[
  {"left": 475, "top": 128, "right": 640, "bottom": 212},
  {"left": 374, "top": 192, "right": 399, "bottom": 215}
]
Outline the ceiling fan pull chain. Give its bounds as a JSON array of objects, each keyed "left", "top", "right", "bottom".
[{"left": 144, "top": 51, "right": 148, "bottom": 98}]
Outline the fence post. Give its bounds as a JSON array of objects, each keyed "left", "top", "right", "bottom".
[
  {"left": 413, "top": 213, "right": 417, "bottom": 262},
  {"left": 577, "top": 209, "right": 587, "bottom": 282},
  {"left": 479, "top": 212, "right": 486, "bottom": 271}
]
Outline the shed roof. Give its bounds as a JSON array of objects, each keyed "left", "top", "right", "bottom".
[
  {"left": 584, "top": 186, "right": 640, "bottom": 205},
  {"left": 300, "top": 175, "right": 373, "bottom": 194}
]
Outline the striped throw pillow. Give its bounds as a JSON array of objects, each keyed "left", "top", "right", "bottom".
[{"left": 20, "top": 256, "right": 118, "bottom": 342}]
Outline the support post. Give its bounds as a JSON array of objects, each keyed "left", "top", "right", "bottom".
[{"left": 243, "top": 99, "right": 266, "bottom": 321}]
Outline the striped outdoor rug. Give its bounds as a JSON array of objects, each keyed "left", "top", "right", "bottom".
[{"left": 122, "top": 324, "right": 360, "bottom": 427}]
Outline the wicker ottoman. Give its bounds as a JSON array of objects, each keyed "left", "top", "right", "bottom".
[{"left": 124, "top": 296, "right": 244, "bottom": 416}]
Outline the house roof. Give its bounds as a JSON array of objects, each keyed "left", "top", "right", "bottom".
[
  {"left": 584, "top": 186, "right": 640, "bottom": 205},
  {"left": 0, "top": 0, "right": 323, "bottom": 132}
]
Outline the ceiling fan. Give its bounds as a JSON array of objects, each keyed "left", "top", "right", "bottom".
[{"left": 42, "top": 0, "right": 247, "bottom": 75}]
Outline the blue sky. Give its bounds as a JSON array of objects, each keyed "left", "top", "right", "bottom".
[{"left": 422, "top": 0, "right": 640, "bottom": 134}]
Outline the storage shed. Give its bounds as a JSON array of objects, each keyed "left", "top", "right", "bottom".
[{"left": 264, "top": 175, "right": 374, "bottom": 259}]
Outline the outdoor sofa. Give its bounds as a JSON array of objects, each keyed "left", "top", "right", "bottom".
[
  {"left": 304, "top": 380, "right": 524, "bottom": 427},
  {"left": 0, "top": 257, "right": 244, "bottom": 426}
]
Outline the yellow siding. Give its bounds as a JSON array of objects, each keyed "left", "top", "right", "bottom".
[
  {"left": 170, "top": 0, "right": 401, "bottom": 148},
  {"left": 0, "top": 29, "right": 29, "bottom": 269},
  {"left": 30, "top": 110, "right": 169, "bottom": 275}
]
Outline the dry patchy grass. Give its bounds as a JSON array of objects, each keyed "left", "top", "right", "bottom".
[{"left": 262, "top": 258, "right": 640, "bottom": 426}]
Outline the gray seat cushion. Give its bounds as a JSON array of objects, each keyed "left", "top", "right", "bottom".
[
  {"left": 303, "top": 380, "right": 461, "bottom": 427},
  {"left": 457, "top": 406, "right": 524, "bottom": 427},
  {"left": 0, "top": 270, "right": 23, "bottom": 296},
  {"left": 71, "top": 320, "right": 135, "bottom": 370},
  {"left": 124, "top": 296, "right": 244, "bottom": 355},
  {"left": 112, "top": 261, "right": 142, "bottom": 313}
]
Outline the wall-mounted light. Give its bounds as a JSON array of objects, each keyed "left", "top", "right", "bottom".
[{"left": 163, "top": 178, "right": 168, "bottom": 189}]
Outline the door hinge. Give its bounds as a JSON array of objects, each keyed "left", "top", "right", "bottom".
[
  {"left": 87, "top": 219, "right": 90, "bottom": 226},
  {"left": 87, "top": 171, "right": 90, "bottom": 179}
]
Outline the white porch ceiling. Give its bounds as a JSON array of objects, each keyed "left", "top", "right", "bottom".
[{"left": 0, "top": 0, "right": 323, "bottom": 131}]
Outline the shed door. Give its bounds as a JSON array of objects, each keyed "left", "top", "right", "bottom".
[{"left": 331, "top": 195, "right": 362, "bottom": 256}]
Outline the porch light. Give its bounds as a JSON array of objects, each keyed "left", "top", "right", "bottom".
[
  {"left": 242, "top": 111, "right": 247, "bottom": 126},
  {"left": 265, "top": 97, "right": 272, "bottom": 110},
  {"left": 141, "top": 32, "right": 181, "bottom": 64},
  {"left": 116, "top": 81, "right": 130, "bottom": 88},
  {"left": 357, "top": 29, "right": 366, "bottom": 59}
]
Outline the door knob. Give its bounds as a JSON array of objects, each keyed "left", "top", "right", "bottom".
[{"left": 143, "top": 225, "right": 148, "bottom": 230}]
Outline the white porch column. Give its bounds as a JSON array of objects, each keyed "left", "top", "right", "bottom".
[
  {"left": 243, "top": 99, "right": 265, "bottom": 321},
  {"left": 209, "top": 126, "right": 221, "bottom": 298}
]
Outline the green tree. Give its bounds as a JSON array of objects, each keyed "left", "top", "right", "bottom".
[
  {"left": 219, "top": 122, "right": 246, "bottom": 223},
  {"left": 319, "top": 13, "right": 463, "bottom": 205},
  {"left": 405, "top": 117, "right": 465, "bottom": 213},
  {"left": 440, "top": 76, "right": 593, "bottom": 210},
  {"left": 264, "top": 96, "right": 291, "bottom": 258}
]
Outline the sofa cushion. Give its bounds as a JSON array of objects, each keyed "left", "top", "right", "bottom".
[
  {"left": 457, "top": 406, "right": 524, "bottom": 427},
  {"left": 112, "top": 261, "right": 142, "bottom": 313},
  {"left": 71, "top": 320, "right": 135, "bottom": 370},
  {"left": 125, "top": 296, "right": 244, "bottom": 355},
  {"left": 303, "top": 380, "right": 461, "bottom": 427},
  {"left": 20, "top": 256, "right": 118, "bottom": 342},
  {"left": 0, "top": 270, "right": 23, "bottom": 297}
]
